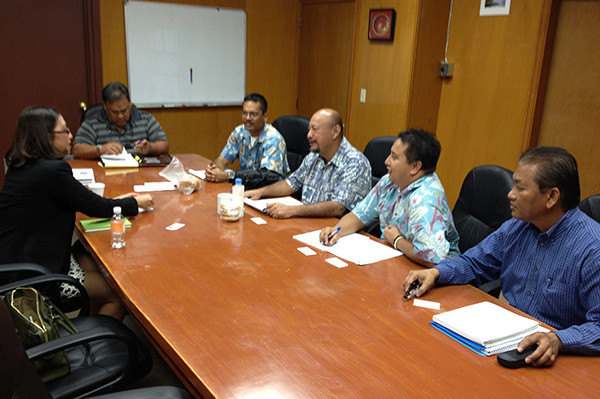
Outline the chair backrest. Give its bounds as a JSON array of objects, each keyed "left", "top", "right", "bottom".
[
  {"left": 363, "top": 136, "right": 396, "bottom": 187},
  {"left": 579, "top": 194, "right": 600, "bottom": 223},
  {"left": 452, "top": 165, "right": 514, "bottom": 253},
  {"left": 80, "top": 103, "right": 104, "bottom": 124},
  {"left": 272, "top": 116, "right": 311, "bottom": 173}
]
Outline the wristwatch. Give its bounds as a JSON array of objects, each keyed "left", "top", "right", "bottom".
[
  {"left": 96, "top": 144, "right": 102, "bottom": 153},
  {"left": 228, "top": 170, "right": 235, "bottom": 182}
]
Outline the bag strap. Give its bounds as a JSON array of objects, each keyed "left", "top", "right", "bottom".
[{"left": 44, "top": 297, "right": 78, "bottom": 335}]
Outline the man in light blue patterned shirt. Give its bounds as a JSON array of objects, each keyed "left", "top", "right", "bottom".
[
  {"left": 320, "top": 129, "right": 459, "bottom": 267},
  {"left": 245, "top": 108, "right": 371, "bottom": 218},
  {"left": 405, "top": 147, "right": 600, "bottom": 366},
  {"left": 206, "top": 93, "right": 289, "bottom": 183}
]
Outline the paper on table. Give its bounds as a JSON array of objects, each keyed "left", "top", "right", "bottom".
[
  {"left": 326, "top": 258, "right": 348, "bottom": 268},
  {"left": 292, "top": 230, "right": 402, "bottom": 266},
  {"left": 72, "top": 168, "right": 95, "bottom": 185},
  {"left": 100, "top": 148, "right": 130, "bottom": 160},
  {"left": 101, "top": 149, "right": 139, "bottom": 168},
  {"left": 297, "top": 247, "right": 317, "bottom": 256},
  {"left": 251, "top": 217, "right": 267, "bottom": 225},
  {"left": 134, "top": 182, "right": 176, "bottom": 192},
  {"left": 413, "top": 299, "right": 441, "bottom": 310},
  {"left": 244, "top": 196, "right": 303, "bottom": 212},
  {"left": 188, "top": 169, "right": 206, "bottom": 179}
]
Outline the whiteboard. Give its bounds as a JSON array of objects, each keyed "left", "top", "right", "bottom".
[{"left": 124, "top": 1, "right": 246, "bottom": 108}]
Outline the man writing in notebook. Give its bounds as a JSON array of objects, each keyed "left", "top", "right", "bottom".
[
  {"left": 73, "top": 82, "right": 169, "bottom": 158},
  {"left": 205, "top": 93, "right": 289, "bottom": 184},
  {"left": 244, "top": 108, "right": 371, "bottom": 218},
  {"left": 404, "top": 147, "right": 600, "bottom": 366},
  {"left": 320, "top": 129, "right": 459, "bottom": 267}
]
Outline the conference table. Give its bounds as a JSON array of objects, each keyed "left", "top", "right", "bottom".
[{"left": 71, "top": 154, "right": 600, "bottom": 399}]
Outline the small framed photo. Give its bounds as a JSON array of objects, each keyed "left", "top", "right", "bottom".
[
  {"left": 480, "top": 0, "right": 511, "bottom": 17},
  {"left": 368, "top": 9, "right": 396, "bottom": 41}
]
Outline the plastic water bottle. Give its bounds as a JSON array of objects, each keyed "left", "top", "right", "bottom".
[
  {"left": 232, "top": 178, "right": 244, "bottom": 217},
  {"left": 111, "top": 206, "right": 126, "bottom": 248}
]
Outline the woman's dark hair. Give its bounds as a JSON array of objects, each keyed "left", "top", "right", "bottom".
[{"left": 5, "top": 106, "right": 62, "bottom": 168}]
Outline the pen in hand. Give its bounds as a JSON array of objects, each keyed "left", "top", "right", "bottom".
[
  {"left": 322, "top": 226, "right": 341, "bottom": 244},
  {"left": 404, "top": 280, "right": 421, "bottom": 300}
]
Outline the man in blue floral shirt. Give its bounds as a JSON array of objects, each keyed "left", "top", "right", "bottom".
[
  {"left": 245, "top": 108, "right": 371, "bottom": 218},
  {"left": 206, "top": 93, "right": 289, "bottom": 183},
  {"left": 320, "top": 129, "right": 459, "bottom": 266}
]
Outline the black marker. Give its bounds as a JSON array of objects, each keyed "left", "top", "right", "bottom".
[{"left": 404, "top": 280, "right": 421, "bottom": 300}]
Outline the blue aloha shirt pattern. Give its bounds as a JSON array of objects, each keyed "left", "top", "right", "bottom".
[
  {"left": 352, "top": 173, "right": 460, "bottom": 263},
  {"left": 286, "top": 137, "right": 371, "bottom": 210},
  {"left": 220, "top": 123, "right": 290, "bottom": 176}
]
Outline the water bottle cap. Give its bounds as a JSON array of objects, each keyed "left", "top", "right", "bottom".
[
  {"left": 113, "top": 206, "right": 122, "bottom": 214},
  {"left": 235, "top": 178, "right": 242, "bottom": 185}
]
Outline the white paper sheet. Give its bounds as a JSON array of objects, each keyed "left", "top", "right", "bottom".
[
  {"left": 100, "top": 148, "right": 139, "bottom": 168},
  {"left": 293, "top": 230, "right": 402, "bottom": 266},
  {"left": 188, "top": 169, "right": 206, "bottom": 179},
  {"left": 134, "top": 182, "right": 176, "bottom": 192},
  {"left": 244, "top": 196, "right": 303, "bottom": 212},
  {"left": 73, "top": 168, "right": 95, "bottom": 185}
]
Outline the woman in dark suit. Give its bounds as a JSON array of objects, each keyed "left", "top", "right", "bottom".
[{"left": 0, "top": 106, "right": 153, "bottom": 319}]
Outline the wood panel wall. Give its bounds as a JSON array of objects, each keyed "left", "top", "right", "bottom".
[
  {"left": 346, "top": 0, "right": 420, "bottom": 148},
  {"left": 99, "top": 0, "right": 592, "bottom": 207},
  {"left": 433, "top": 0, "right": 554, "bottom": 205},
  {"left": 537, "top": 0, "right": 600, "bottom": 200},
  {"left": 99, "top": 0, "right": 298, "bottom": 161}
]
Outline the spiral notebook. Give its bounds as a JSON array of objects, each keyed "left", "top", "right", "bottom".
[{"left": 431, "top": 301, "right": 544, "bottom": 356}]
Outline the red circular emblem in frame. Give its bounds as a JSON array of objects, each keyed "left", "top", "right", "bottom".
[{"left": 368, "top": 9, "right": 396, "bottom": 41}]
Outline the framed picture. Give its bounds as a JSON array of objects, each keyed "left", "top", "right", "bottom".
[
  {"left": 368, "top": 9, "right": 396, "bottom": 41},
  {"left": 480, "top": 0, "right": 511, "bottom": 16}
]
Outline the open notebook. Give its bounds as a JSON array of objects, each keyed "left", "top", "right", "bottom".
[{"left": 431, "top": 301, "right": 547, "bottom": 356}]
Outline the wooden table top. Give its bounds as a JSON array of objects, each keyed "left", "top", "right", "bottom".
[{"left": 72, "top": 154, "right": 600, "bottom": 399}]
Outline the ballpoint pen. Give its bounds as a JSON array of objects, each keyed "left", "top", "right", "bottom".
[{"left": 322, "top": 226, "right": 341, "bottom": 244}]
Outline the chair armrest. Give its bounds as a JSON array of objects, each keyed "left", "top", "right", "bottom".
[
  {"left": 26, "top": 325, "right": 139, "bottom": 394},
  {"left": 0, "top": 274, "right": 90, "bottom": 316},
  {"left": 0, "top": 262, "right": 52, "bottom": 276},
  {"left": 479, "top": 278, "right": 502, "bottom": 298}
]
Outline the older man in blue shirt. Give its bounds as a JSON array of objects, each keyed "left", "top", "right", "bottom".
[
  {"left": 245, "top": 108, "right": 371, "bottom": 218},
  {"left": 405, "top": 147, "right": 600, "bottom": 367}
]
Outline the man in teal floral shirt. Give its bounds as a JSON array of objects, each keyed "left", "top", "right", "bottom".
[
  {"left": 206, "top": 93, "right": 289, "bottom": 183},
  {"left": 320, "top": 129, "right": 459, "bottom": 266}
]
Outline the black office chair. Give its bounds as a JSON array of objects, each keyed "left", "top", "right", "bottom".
[
  {"left": 80, "top": 103, "right": 104, "bottom": 124},
  {"left": 452, "top": 165, "right": 514, "bottom": 298},
  {"left": 0, "top": 264, "right": 154, "bottom": 399},
  {"left": 452, "top": 165, "right": 514, "bottom": 254},
  {"left": 0, "top": 299, "right": 194, "bottom": 399},
  {"left": 272, "top": 116, "right": 311, "bottom": 173},
  {"left": 579, "top": 194, "right": 600, "bottom": 223},
  {"left": 363, "top": 136, "right": 396, "bottom": 188}
]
